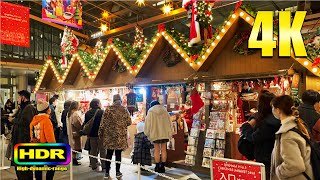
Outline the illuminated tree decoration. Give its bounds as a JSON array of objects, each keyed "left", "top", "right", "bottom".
[
  {"left": 133, "top": 26, "right": 146, "bottom": 50},
  {"left": 196, "top": 1, "right": 214, "bottom": 28}
]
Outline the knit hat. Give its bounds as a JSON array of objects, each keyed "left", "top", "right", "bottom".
[
  {"left": 136, "top": 122, "right": 145, "bottom": 133},
  {"left": 37, "top": 100, "right": 49, "bottom": 113},
  {"left": 113, "top": 94, "right": 121, "bottom": 102}
]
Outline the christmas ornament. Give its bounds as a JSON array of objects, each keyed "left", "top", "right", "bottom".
[{"left": 61, "top": 26, "right": 79, "bottom": 57}]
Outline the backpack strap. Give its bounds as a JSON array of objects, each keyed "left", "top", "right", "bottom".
[{"left": 288, "top": 128, "right": 312, "bottom": 180}]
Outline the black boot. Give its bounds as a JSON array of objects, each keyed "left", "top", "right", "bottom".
[
  {"left": 159, "top": 162, "right": 165, "bottom": 173},
  {"left": 73, "top": 159, "right": 81, "bottom": 166},
  {"left": 155, "top": 163, "right": 160, "bottom": 172}
]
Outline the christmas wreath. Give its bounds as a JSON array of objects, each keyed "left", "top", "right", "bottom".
[{"left": 233, "top": 30, "right": 256, "bottom": 55}]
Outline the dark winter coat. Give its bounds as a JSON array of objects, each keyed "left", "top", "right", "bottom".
[
  {"left": 298, "top": 103, "right": 320, "bottom": 132},
  {"left": 84, "top": 108, "right": 104, "bottom": 137},
  {"left": 61, "top": 109, "right": 68, "bottom": 136},
  {"left": 132, "top": 132, "right": 154, "bottom": 166},
  {"left": 11, "top": 101, "right": 37, "bottom": 165},
  {"left": 49, "top": 104, "right": 58, "bottom": 129},
  {"left": 240, "top": 114, "right": 281, "bottom": 167}
]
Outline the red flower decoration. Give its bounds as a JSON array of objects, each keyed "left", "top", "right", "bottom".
[
  {"left": 205, "top": 11, "right": 212, "bottom": 16},
  {"left": 312, "top": 58, "right": 320, "bottom": 67},
  {"left": 132, "top": 65, "right": 136, "bottom": 70},
  {"left": 158, "top": 24, "right": 165, "bottom": 33},
  {"left": 108, "top": 38, "right": 113, "bottom": 44},
  {"left": 191, "top": 54, "right": 199, "bottom": 61}
]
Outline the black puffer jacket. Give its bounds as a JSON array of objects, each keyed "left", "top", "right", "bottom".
[
  {"left": 298, "top": 103, "right": 320, "bottom": 132},
  {"left": 240, "top": 114, "right": 281, "bottom": 166},
  {"left": 84, "top": 108, "right": 104, "bottom": 137}
]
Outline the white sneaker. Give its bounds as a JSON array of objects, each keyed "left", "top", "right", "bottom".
[{"left": 96, "top": 166, "right": 102, "bottom": 172}]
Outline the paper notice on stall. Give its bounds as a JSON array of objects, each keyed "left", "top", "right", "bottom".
[{"left": 170, "top": 103, "right": 175, "bottom": 109}]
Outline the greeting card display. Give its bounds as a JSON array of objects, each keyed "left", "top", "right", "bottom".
[
  {"left": 186, "top": 146, "right": 197, "bottom": 155},
  {"left": 203, "top": 148, "right": 213, "bottom": 157},
  {"left": 190, "top": 128, "right": 200, "bottom": 137},
  {"left": 214, "top": 149, "right": 225, "bottom": 158},
  {"left": 185, "top": 155, "right": 196, "bottom": 166},
  {"left": 192, "top": 120, "right": 201, "bottom": 129},
  {"left": 216, "top": 140, "right": 226, "bottom": 149},
  {"left": 204, "top": 139, "right": 215, "bottom": 148},
  {"left": 202, "top": 158, "right": 211, "bottom": 168},
  {"left": 206, "top": 129, "right": 216, "bottom": 139},
  {"left": 188, "top": 137, "right": 198, "bottom": 146},
  {"left": 216, "top": 132, "right": 226, "bottom": 139}
]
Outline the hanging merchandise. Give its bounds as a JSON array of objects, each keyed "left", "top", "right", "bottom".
[
  {"left": 133, "top": 26, "right": 146, "bottom": 51},
  {"left": 126, "top": 89, "right": 137, "bottom": 116},
  {"left": 61, "top": 26, "right": 79, "bottom": 66},
  {"left": 182, "top": 0, "right": 215, "bottom": 46}
]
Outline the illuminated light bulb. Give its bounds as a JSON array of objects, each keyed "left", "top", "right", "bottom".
[
  {"left": 130, "top": 70, "right": 133, "bottom": 74},
  {"left": 88, "top": 76, "right": 91, "bottom": 79},
  {"left": 232, "top": 14, "right": 236, "bottom": 18},
  {"left": 169, "top": 40, "right": 172, "bottom": 44},
  {"left": 121, "top": 59, "right": 124, "bottom": 62},
  {"left": 100, "top": 24, "right": 108, "bottom": 32},
  {"left": 157, "top": 33, "right": 160, "bottom": 36},
  {"left": 98, "top": 63, "right": 102, "bottom": 66},
  {"left": 240, "top": 12, "right": 244, "bottom": 16},
  {"left": 96, "top": 67, "right": 99, "bottom": 70},
  {"left": 291, "top": 49, "right": 293, "bottom": 53},
  {"left": 94, "top": 71, "right": 98, "bottom": 75},
  {"left": 107, "top": 46, "right": 111, "bottom": 49},
  {"left": 221, "top": 29, "right": 226, "bottom": 33},
  {"left": 127, "top": 67, "right": 130, "bottom": 70},
  {"left": 153, "top": 39, "right": 156, "bottom": 42},
  {"left": 173, "top": 45, "right": 176, "bottom": 48},
  {"left": 217, "top": 36, "right": 221, "bottom": 39},
  {"left": 138, "top": 65, "right": 141, "bottom": 68},
  {"left": 304, "top": 61, "right": 309, "bottom": 66},
  {"left": 165, "top": 36, "right": 168, "bottom": 39},
  {"left": 144, "top": 55, "right": 147, "bottom": 58},
  {"left": 105, "top": 50, "right": 108, "bottom": 53},
  {"left": 211, "top": 42, "right": 215, "bottom": 46},
  {"left": 118, "top": 55, "right": 121, "bottom": 59},
  {"left": 313, "top": 68, "right": 318, "bottom": 73},
  {"left": 162, "top": 3, "right": 172, "bottom": 14},
  {"left": 227, "top": 21, "right": 231, "bottom": 25},
  {"left": 135, "top": 70, "right": 138, "bottom": 73},
  {"left": 140, "top": 60, "right": 144, "bottom": 63},
  {"left": 86, "top": 73, "right": 90, "bottom": 76},
  {"left": 273, "top": 37, "right": 277, "bottom": 40},
  {"left": 197, "top": 61, "right": 201, "bottom": 65},
  {"left": 189, "top": 63, "right": 193, "bottom": 66},
  {"left": 102, "top": 11, "right": 109, "bottom": 18},
  {"left": 111, "top": 44, "right": 114, "bottom": 48},
  {"left": 161, "top": 32, "right": 165, "bottom": 35},
  {"left": 206, "top": 49, "right": 210, "bottom": 53},
  {"left": 177, "top": 49, "right": 181, "bottom": 53},
  {"left": 135, "top": 0, "right": 145, "bottom": 7},
  {"left": 150, "top": 44, "right": 153, "bottom": 47},
  {"left": 181, "top": 53, "right": 185, "bottom": 57},
  {"left": 246, "top": 17, "right": 250, "bottom": 21},
  {"left": 202, "top": 55, "right": 206, "bottom": 59},
  {"left": 186, "top": 58, "right": 189, "bottom": 62},
  {"left": 116, "top": 52, "right": 119, "bottom": 55},
  {"left": 147, "top": 50, "right": 150, "bottom": 53}
]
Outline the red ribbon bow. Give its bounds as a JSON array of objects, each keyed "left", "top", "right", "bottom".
[
  {"left": 158, "top": 24, "right": 165, "bottom": 33},
  {"left": 108, "top": 38, "right": 113, "bottom": 44},
  {"left": 312, "top": 58, "right": 320, "bottom": 67},
  {"left": 234, "top": 0, "right": 242, "bottom": 13}
]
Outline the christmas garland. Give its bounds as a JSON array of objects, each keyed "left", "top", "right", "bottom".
[
  {"left": 233, "top": 30, "right": 256, "bottom": 55},
  {"left": 304, "top": 28, "right": 320, "bottom": 66}
]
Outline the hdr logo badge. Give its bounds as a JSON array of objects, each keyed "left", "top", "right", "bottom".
[{"left": 14, "top": 143, "right": 71, "bottom": 165}]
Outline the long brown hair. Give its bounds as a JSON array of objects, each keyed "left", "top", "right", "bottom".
[
  {"left": 256, "top": 92, "right": 275, "bottom": 128},
  {"left": 271, "top": 95, "right": 310, "bottom": 139},
  {"left": 68, "top": 101, "right": 79, "bottom": 118}
]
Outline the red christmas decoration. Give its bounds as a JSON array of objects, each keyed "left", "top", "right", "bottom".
[
  {"left": 108, "top": 38, "right": 113, "bottom": 44},
  {"left": 312, "top": 57, "right": 320, "bottom": 67},
  {"left": 158, "top": 24, "right": 165, "bottom": 33},
  {"left": 234, "top": 0, "right": 243, "bottom": 13},
  {"left": 191, "top": 54, "right": 199, "bottom": 61}
]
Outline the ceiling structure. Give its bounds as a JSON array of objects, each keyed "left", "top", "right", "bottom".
[{"left": 15, "top": 0, "right": 298, "bottom": 46}]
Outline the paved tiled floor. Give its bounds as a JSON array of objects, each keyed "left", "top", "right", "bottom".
[{"left": 0, "top": 147, "right": 210, "bottom": 180}]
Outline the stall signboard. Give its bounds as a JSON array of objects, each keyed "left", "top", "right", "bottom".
[
  {"left": 42, "top": 0, "right": 82, "bottom": 29},
  {"left": 0, "top": 2, "right": 30, "bottom": 47},
  {"left": 211, "top": 157, "right": 265, "bottom": 180}
]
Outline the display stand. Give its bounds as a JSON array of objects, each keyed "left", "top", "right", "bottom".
[{"left": 0, "top": 135, "right": 10, "bottom": 170}]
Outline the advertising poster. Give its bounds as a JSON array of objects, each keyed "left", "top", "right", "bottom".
[
  {"left": 42, "top": 0, "right": 82, "bottom": 29},
  {"left": 0, "top": 2, "right": 30, "bottom": 47}
]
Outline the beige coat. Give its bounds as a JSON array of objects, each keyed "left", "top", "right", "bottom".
[
  {"left": 270, "top": 116, "right": 314, "bottom": 180},
  {"left": 67, "top": 111, "right": 83, "bottom": 150}
]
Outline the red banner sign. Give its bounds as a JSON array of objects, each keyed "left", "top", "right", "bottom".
[
  {"left": 0, "top": 2, "right": 30, "bottom": 47},
  {"left": 212, "top": 158, "right": 265, "bottom": 180}
]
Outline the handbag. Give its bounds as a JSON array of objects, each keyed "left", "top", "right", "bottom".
[{"left": 82, "top": 110, "right": 99, "bottom": 135}]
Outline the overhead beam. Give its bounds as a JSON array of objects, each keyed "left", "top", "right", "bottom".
[
  {"left": 100, "top": 8, "right": 186, "bottom": 38},
  {"left": 110, "top": 1, "right": 140, "bottom": 15},
  {"left": 270, "top": 1, "right": 281, "bottom": 11},
  {"left": 30, "top": 15, "right": 89, "bottom": 39}
]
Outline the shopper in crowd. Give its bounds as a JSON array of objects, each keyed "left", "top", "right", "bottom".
[
  {"left": 84, "top": 98, "right": 105, "bottom": 171},
  {"left": 240, "top": 91, "right": 280, "bottom": 179},
  {"left": 49, "top": 97, "right": 60, "bottom": 142},
  {"left": 30, "top": 100, "right": 56, "bottom": 180},
  {"left": 270, "top": 95, "right": 313, "bottom": 180},
  {"left": 145, "top": 100, "right": 172, "bottom": 173},
  {"left": 4, "top": 99, "right": 14, "bottom": 114},
  {"left": 132, "top": 122, "right": 154, "bottom": 168},
  {"left": 10, "top": 90, "right": 37, "bottom": 179},
  {"left": 298, "top": 90, "right": 320, "bottom": 132},
  {"left": 61, "top": 100, "right": 72, "bottom": 144},
  {"left": 99, "top": 94, "right": 131, "bottom": 179},
  {"left": 68, "top": 101, "right": 83, "bottom": 165}
]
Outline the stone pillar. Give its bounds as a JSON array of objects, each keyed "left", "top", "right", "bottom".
[{"left": 17, "top": 75, "right": 27, "bottom": 91}]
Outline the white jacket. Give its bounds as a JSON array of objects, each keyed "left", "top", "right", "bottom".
[{"left": 145, "top": 105, "right": 172, "bottom": 142}]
